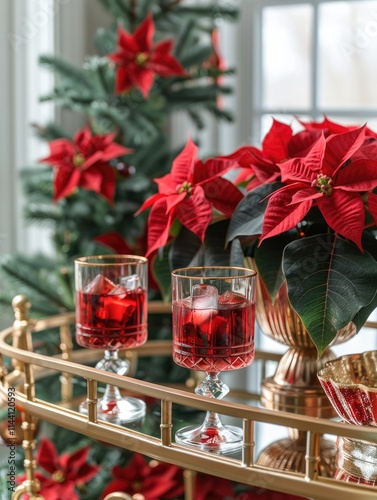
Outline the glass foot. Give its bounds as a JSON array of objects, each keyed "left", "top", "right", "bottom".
[
  {"left": 175, "top": 422, "right": 243, "bottom": 455},
  {"left": 175, "top": 411, "right": 243, "bottom": 455},
  {"left": 79, "top": 350, "right": 146, "bottom": 424},
  {"left": 79, "top": 394, "right": 146, "bottom": 424}
]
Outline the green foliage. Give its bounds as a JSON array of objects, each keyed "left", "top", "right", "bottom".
[
  {"left": 284, "top": 234, "right": 377, "bottom": 357},
  {"left": 0, "top": 254, "right": 75, "bottom": 315}
]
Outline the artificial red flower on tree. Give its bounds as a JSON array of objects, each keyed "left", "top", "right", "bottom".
[
  {"left": 136, "top": 137, "right": 242, "bottom": 256},
  {"left": 204, "top": 28, "right": 227, "bottom": 75},
  {"left": 100, "top": 453, "right": 184, "bottom": 500},
  {"left": 40, "top": 126, "right": 131, "bottom": 204},
  {"left": 17, "top": 438, "right": 99, "bottom": 500},
  {"left": 260, "top": 125, "right": 377, "bottom": 250},
  {"left": 107, "top": 14, "right": 186, "bottom": 98}
]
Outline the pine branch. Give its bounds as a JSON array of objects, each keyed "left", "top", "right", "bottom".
[
  {"left": 39, "top": 55, "right": 95, "bottom": 91},
  {"left": 164, "top": 83, "right": 233, "bottom": 104},
  {"left": 39, "top": 90, "right": 98, "bottom": 110},
  {"left": 191, "top": 67, "right": 236, "bottom": 79},
  {"left": 31, "top": 122, "right": 71, "bottom": 141},
  {"left": 161, "top": 0, "right": 183, "bottom": 11},
  {"left": 173, "top": 4, "right": 239, "bottom": 22},
  {"left": 0, "top": 255, "right": 73, "bottom": 311},
  {"left": 136, "top": 0, "right": 154, "bottom": 23},
  {"left": 179, "top": 45, "right": 213, "bottom": 67},
  {"left": 83, "top": 57, "right": 115, "bottom": 96},
  {"left": 188, "top": 109, "right": 205, "bottom": 129},
  {"left": 89, "top": 105, "right": 128, "bottom": 134},
  {"left": 20, "top": 167, "right": 54, "bottom": 198},
  {"left": 173, "top": 18, "right": 195, "bottom": 57},
  {"left": 94, "top": 27, "right": 117, "bottom": 56},
  {"left": 24, "top": 204, "right": 63, "bottom": 227},
  {"left": 206, "top": 104, "right": 234, "bottom": 122}
]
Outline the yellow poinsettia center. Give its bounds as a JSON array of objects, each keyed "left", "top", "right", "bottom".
[
  {"left": 176, "top": 181, "right": 193, "bottom": 195},
  {"left": 312, "top": 173, "right": 333, "bottom": 196},
  {"left": 72, "top": 153, "right": 85, "bottom": 167},
  {"left": 52, "top": 470, "right": 66, "bottom": 483},
  {"left": 135, "top": 52, "right": 149, "bottom": 65},
  {"left": 132, "top": 480, "right": 143, "bottom": 491}
]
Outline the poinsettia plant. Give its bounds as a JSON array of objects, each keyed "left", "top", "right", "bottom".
[
  {"left": 17, "top": 437, "right": 99, "bottom": 500},
  {"left": 140, "top": 117, "right": 377, "bottom": 356}
]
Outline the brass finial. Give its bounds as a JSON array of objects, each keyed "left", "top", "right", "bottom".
[{"left": 12, "top": 295, "right": 31, "bottom": 321}]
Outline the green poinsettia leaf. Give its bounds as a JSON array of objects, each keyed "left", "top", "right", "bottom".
[
  {"left": 230, "top": 238, "right": 245, "bottom": 267},
  {"left": 152, "top": 245, "right": 172, "bottom": 303},
  {"left": 361, "top": 229, "right": 377, "bottom": 261},
  {"left": 226, "top": 182, "right": 282, "bottom": 244},
  {"left": 254, "top": 230, "right": 297, "bottom": 300},
  {"left": 169, "top": 226, "right": 202, "bottom": 271},
  {"left": 170, "top": 220, "right": 231, "bottom": 269},
  {"left": 283, "top": 233, "right": 377, "bottom": 357},
  {"left": 352, "top": 292, "right": 377, "bottom": 332},
  {"left": 201, "top": 220, "right": 232, "bottom": 266}
]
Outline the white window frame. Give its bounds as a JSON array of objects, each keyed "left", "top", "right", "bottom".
[{"left": 247, "top": 0, "right": 377, "bottom": 143}]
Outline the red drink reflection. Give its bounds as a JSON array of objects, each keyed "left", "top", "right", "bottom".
[{"left": 173, "top": 291, "right": 255, "bottom": 372}]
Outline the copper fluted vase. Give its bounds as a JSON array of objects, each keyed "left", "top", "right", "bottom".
[{"left": 254, "top": 276, "right": 356, "bottom": 476}]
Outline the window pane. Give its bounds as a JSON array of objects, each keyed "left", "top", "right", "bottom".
[
  {"left": 319, "top": 1, "right": 377, "bottom": 109},
  {"left": 262, "top": 4, "right": 313, "bottom": 110}
]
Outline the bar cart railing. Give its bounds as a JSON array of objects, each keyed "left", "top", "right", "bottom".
[{"left": 0, "top": 295, "right": 376, "bottom": 500}]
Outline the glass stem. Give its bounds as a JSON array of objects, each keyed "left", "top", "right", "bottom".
[
  {"left": 100, "top": 350, "right": 124, "bottom": 403},
  {"left": 202, "top": 410, "right": 224, "bottom": 429},
  {"left": 195, "top": 372, "right": 229, "bottom": 434},
  {"left": 195, "top": 372, "right": 229, "bottom": 399}
]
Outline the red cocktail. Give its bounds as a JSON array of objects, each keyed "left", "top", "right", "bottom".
[
  {"left": 76, "top": 284, "right": 147, "bottom": 350},
  {"left": 173, "top": 291, "right": 255, "bottom": 372}
]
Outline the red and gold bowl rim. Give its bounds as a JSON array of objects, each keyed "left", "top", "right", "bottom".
[{"left": 317, "top": 350, "right": 377, "bottom": 427}]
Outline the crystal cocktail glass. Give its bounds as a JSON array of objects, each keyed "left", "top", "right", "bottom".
[
  {"left": 75, "top": 254, "right": 148, "bottom": 423},
  {"left": 172, "top": 266, "right": 256, "bottom": 454}
]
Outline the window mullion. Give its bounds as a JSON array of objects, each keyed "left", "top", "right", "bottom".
[{"left": 311, "top": 2, "right": 320, "bottom": 119}]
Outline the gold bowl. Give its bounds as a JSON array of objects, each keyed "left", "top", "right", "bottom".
[{"left": 317, "top": 350, "right": 377, "bottom": 427}]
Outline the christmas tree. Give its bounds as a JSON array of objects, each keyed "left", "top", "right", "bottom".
[
  {"left": 0, "top": 0, "right": 238, "bottom": 317},
  {"left": 0, "top": 1, "right": 250, "bottom": 498}
]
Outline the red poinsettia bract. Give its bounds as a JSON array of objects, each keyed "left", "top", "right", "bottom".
[
  {"left": 40, "top": 127, "right": 131, "bottom": 204},
  {"left": 260, "top": 126, "right": 377, "bottom": 250},
  {"left": 107, "top": 14, "right": 186, "bottom": 98},
  {"left": 298, "top": 114, "right": 377, "bottom": 139},
  {"left": 100, "top": 453, "right": 184, "bottom": 500},
  {"left": 194, "top": 472, "right": 234, "bottom": 500},
  {"left": 136, "top": 137, "right": 242, "bottom": 256},
  {"left": 17, "top": 438, "right": 99, "bottom": 500},
  {"left": 223, "top": 119, "right": 321, "bottom": 191}
]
